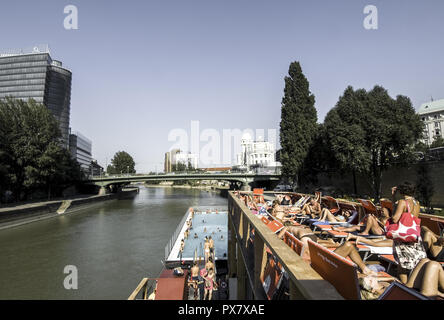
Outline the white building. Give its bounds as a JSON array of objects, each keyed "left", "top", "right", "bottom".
[
  {"left": 175, "top": 152, "right": 199, "bottom": 169},
  {"left": 236, "top": 133, "right": 280, "bottom": 168},
  {"left": 418, "top": 99, "right": 444, "bottom": 146}
]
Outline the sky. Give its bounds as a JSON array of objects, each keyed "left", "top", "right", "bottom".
[{"left": 1, "top": 0, "right": 443, "bottom": 172}]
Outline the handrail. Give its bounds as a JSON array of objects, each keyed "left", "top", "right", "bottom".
[
  {"left": 128, "top": 278, "right": 150, "bottom": 300},
  {"left": 164, "top": 209, "right": 191, "bottom": 260}
]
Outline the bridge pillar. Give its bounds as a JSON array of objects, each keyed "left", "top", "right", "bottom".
[
  {"left": 241, "top": 184, "right": 251, "bottom": 191},
  {"left": 98, "top": 186, "right": 108, "bottom": 196}
]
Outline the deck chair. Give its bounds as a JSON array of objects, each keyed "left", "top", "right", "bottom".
[
  {"left": 378, "top": 281, "right": 430, "bottom": 300},
  {"left": 323, "top": 196, "right": 341, "bottom": 214},
  {"left": 358, "top": 199, "right": 380, "bottom": 215},
  {"left": 380, "top": 199, "right": 394, "bottom": 216},
  {"left": 253, "top": 188, "right": 265, "bottom": 203},
  {"left": 419, "top": 214, "right": 442, "bottom": 236},
  {"left": 308, "top": 240, "right": 361, "bottom": 300},
  {"left": 266, "top": 218, "right": 284, "bottom": 234},
  {"left": 283, "top": 231, "right": 304, "bottom": 256}
]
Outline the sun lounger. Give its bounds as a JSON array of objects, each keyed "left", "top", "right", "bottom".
[
  {"left": 378, "top": 281, "right": 430, "bottom": 300},
  {"left": 266, "top": 219, "right": 284, "bottom": 234},
  {"left": 308, "top": 240, "right": 361, "bottom": 300},
  {"left": 283, "top": 231, "right": 304, "bottom": 256},
  {"left": 380, "top": 199, "right": 394, "bottom": 216},
  {"left": 323, "top": 196, "right": 341, "bottom": 214},
  {"left": 358, "top": 199, "right": 381, "bottom": 215}
]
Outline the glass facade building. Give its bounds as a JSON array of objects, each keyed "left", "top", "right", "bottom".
[
  {"left": 0, "top": 45, "right": 72, "bottom": 147},
  {"left": 69, "top": 131, "right": 92, "bottom": 173}
]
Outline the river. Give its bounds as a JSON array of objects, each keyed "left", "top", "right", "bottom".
[{"left": 0, "top": 187, "right": 227, "bottom": 299}]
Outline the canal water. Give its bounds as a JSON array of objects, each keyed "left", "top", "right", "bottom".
[{"left": 0, "top": 187, "right": 227, "bottom": 299}]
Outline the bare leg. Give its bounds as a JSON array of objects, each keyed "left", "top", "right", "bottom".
[
  {"left": 407, "top": 259, "right": 444, "bottom": 298},
  {"left": 332, "top": 225, "right": 362, "bottom": 232},
  {"left": 347, "top": 234, "right": 393, "bottom": 247},
  {"left": 359, "top": 215, "right": 383, "bottom": 236},
  {"left": 422, "top": 227, "right": 443, "bottom": 259},
  {"left": 334, "top": 241, "right": 375, "bottom": 275}
]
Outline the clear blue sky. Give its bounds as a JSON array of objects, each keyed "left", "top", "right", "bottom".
[{"left": 1, "top": 0, "right": 443, "bottom": 172}]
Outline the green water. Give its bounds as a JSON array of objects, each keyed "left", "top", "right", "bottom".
[{"left": 0, "top": 187, "right": 227, "bottom": 299}]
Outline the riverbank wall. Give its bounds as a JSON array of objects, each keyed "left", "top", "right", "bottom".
[{"left": 0, "top": 188, "right": 139, "bottom": 230}]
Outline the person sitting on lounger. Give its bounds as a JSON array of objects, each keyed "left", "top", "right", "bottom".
[
  {"left": 301, "top": 197, "right": 321, "bottom": 218},
  {"left": 271, "top": 200, "right": 286, "bottom": 221},
  {"left": 280, "top": 194, "right": 292, "bottom": 205}
]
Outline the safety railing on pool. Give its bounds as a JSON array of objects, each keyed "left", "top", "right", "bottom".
[{"left": 164, "top": 209, "right": 191, "bottom": 261}]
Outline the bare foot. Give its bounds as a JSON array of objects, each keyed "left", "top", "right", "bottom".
[{"left": 346, "top": 233, "right": 357, "bottom": 242}]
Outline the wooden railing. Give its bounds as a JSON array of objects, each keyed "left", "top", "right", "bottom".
[
  {"left": 228, "top": 191, "right": 344, "bottom": 300},
  {"left": 128, "top": 278, "right": 154, "bottom": 300}
]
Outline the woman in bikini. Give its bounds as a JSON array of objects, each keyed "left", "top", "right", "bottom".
[{"left": 203, "top": 268, "right": 217, "bottom": 300}]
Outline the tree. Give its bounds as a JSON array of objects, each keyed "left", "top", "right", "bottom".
[
  {"left": 279, "top": 62, "right": 318, "bottom": 187},
  {"left": 107, "top": 151, "right": 136, "bottom": 175},
  {"left": 430, "top": 136, "right": 444, "bottom": 148},
  {"left": 0, "top": 97, "right": 84, "bottom": 201},
  {"left": 324, "top": 86, "right": 423, "bottom": 200}
]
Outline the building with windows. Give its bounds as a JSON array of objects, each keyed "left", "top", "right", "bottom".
[
  {"left": 236, "top": 133, "right": 280, "bottom": 169},
  {"left": 175, "top": 152, "right": 199, "bottom": 169},
  {"left": 164, "top": 149, "right": 199, "bottom": 172},
  {"left": 418, "top": 99, "right": 444, "bottom": 146},
  {"left": 69, "top": 131, "right": 92, "bottom": 174},
  {"left": 0, "top": 45, "right": 72, "bottom": 147}
]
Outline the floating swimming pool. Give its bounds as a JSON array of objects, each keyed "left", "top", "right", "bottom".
[{"left": 166, "top": 210, "right": 228, "bottom": 262}]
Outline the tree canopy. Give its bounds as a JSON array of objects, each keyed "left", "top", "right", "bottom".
[
  {"left": 0, "top": 97, "right": 83, "bottom": 201},
  {"left": 107, "top": 151, "right": 136, "bottom": 174},
  {"left": 323, "top": 86, "right": 423, "bottom": 199}
]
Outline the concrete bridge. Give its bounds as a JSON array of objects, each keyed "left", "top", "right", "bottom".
[{"left": 86, "top": 172, "right": 281, "bottom": 194}]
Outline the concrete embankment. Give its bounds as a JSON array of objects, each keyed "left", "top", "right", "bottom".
[{"left": 0, "top": 188, "right": 139, "bottom": 230}]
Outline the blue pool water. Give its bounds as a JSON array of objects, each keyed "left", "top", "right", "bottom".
[{"left": 181, "top": 211, "right": 228, "bottom": 260}]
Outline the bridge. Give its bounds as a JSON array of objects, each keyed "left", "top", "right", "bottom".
[{"left": 85, "top": 172, "right": 281, "bottom": 194}]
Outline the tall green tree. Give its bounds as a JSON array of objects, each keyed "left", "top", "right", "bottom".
[
  {"left": 107, "top": 151, "right": 136, "bottom": 174},
  {"left": 324, "top": 86, "right": 423, "bottom": 200},
  {"left": 0, "top": 97, "right": 83, "bottom": 201},
  {"left": 279, "top": 62, "right": 318, "bottom": 187}
]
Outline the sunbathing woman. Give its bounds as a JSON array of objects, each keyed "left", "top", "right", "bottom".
[
  {"left": 318, "top": 208, "right": 353, "bottom": 223},
  {"left": 301, "top": 198, "right": 322, "bottom": 218},
  {"left": 332, "top": 213, "right": 385, "bottom": 236},
  {"left": 271, "top": 200, "right": 286, "bottom": 221},
  {"left": 421, "top": 226, "right": 444, "bottom": 262}
]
